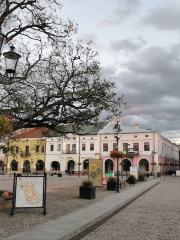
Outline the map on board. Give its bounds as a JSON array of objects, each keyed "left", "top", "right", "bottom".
[{"left": 15, "top": 177, "right": 44, "bottom": 207}]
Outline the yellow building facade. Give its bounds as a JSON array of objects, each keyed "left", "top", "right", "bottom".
[{"left": 6, "top": 128, "right": 46, "bottom": 174}]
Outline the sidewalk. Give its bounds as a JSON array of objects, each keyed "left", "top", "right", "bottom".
[{"left": 4, "top": 179, "right": 160, "bottom": 240}]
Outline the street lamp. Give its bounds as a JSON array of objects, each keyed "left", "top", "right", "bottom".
[
  {"left": 113, "top": 121, "right": 122, "bottom": 193},
  {"left": 0, "top": 29, "right": 21, "bottom": 80}
]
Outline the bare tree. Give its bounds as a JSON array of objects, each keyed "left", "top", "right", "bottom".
[{"left": 0, "top": 1, "right": 127, "bottom": 133}]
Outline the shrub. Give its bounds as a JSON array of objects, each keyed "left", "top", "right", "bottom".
[
  {"left": 108, "top": 176, "right": 116, "bottom": 182},
  {"left": 81, "top": 180, "right": 93, "bottom": 187},
  {"left": 128, "top": 174, "right": 135, "bottom": 178}
]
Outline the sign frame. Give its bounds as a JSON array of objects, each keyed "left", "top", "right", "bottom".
[
  {"left": 11, "top": 172, "right": 47, "bottom": 216},
  {"left": 88, "top": 159, "right": 103, "bottom": 187}
]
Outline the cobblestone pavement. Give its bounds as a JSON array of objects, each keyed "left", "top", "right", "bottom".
[
  {"left": 0, "top": 175, "right": 89, "bottom": 192},
  {"left": 0, "top": 175, "right": 134, "bottom": 239},
  {"left": 81, "top": 176, "right": 180, "bottom": 240}
]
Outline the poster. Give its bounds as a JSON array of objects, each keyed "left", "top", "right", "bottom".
[
  {"left": 15, "top": 177, "right": 44, "bottom": 208},
  {"left": 89, "top": 159, "right": 103, "bottom": 186},
  {"left": 176, "top": 170, "right": 180, "bottom": 176}
]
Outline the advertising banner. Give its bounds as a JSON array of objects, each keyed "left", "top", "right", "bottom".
[{"left": 89, "top": 159, "right": 103, "bottom": 186}]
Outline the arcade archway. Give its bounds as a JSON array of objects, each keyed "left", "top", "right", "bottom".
[
  {"left": 67, "top": 160, "right": 75, "bottom": 173},
  {"left": 23, "top": 160, "right": 30, "bottom": 172},
  {"left": 51, "top": 161, "right": 60, "bottom": 171},
  {"left": 10, "top": 160, "right": 18, "bottom": 171},
  {"left": 105, "top": 159, "right": 114, "bottom": 173},
  {"left": 139, "top": 158, "right": 149, "bottom": 172}
]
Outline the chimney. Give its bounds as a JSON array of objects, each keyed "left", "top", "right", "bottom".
[{"left": 134, "top": 124, "right": 139, "bottom": 128}]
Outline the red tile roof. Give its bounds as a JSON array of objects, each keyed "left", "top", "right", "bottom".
[{"left": 13, "top": 128, "right": 48, "bottom": 139}]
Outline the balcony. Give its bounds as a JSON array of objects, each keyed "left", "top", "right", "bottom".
[
  {"left": 63, "top": 150, "right": 77, "bottom": 154},
  {"left": 123, "top": 150, "right": 139, "bottom": 157},
  {"left": 21, "top": 152, "right": 31, "bottom": 157}
]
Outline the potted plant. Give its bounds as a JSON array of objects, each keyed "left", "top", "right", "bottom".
[
  {"left": 57, "top": 171, "right": 62, "bottom": 177},
  {"left": 79, "top": 180, "right": 96, "bottom": 199},
  {"left": 138, "top": 173, "right": 145, "bottom": 181},
  {"left": 107, "top": 176, "right": 117, "bottom": 191},
  {"left": 146, "top": 173, "right": 149, "bottom": 178},
  {"left": 128, "top": 174, "right": 135, "bottom": 185},
  {"left": 110, "top": 151, "right": 124, "bottom": 159}
]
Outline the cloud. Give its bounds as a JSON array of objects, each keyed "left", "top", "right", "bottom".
[
  {"left": 102, "top": 42, "right": 180, "bottom": 141},
  {"left": 110, "top": 37, "right": 147, "bottom": 52},
  {"left": 141, "top": 1, "right": 180, "bottom": 31},
  {"left": 99, "top": 0, "right": 141, "bottom": 27}
]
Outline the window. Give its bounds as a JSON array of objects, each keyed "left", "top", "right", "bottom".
[
  {"left": 113, "top": 143, "right": 117, "bottom": 150},
  {"left": 145, "top": 135, "right": 148, "bottom": 137},
  {"left": 133, "top": 143, "right": 139, "bottom": 151},
  {"left": 104, "top": 137, "right": 107, "bottom": 139},
  {"left": 123, "top": 143, "right": 128, "bottom": 151},
  {"left": 50, "top": 145, "right": 54, "bottom": 151},
  {"left": 57, "top": 144, "right": 61, "bottom": 151},
  {"left": 144, "top": 142, "right": 150, "bottom": 151},
  {"left": 66, "top": 144, "right": 70, "bottom": 153},
  {"left": 134, "top": 135, "right": 137, "bottom": 138},
  {"left": 25, "top": 146, "right": 29, "bottom": 154},
  {"left": 41, "top": 145, "right": 45, "bottom": 153},
  {"left": 35, "top": 145, "right": 39, "bottom": 153},
  {"left": 90, "top": 143, "right": 94, "bottom": 151},
  {"left": 72, "top": 144, "right": 76, "bottom": 151},
  {"left": 103, "top": 143, "right": 108, "bottom": 151},
  {"left": 16, "top": 146, "right": 19, "bottom": 153},
  {"left": 82, "top": 144, "right": 86, "bottom": 151}
]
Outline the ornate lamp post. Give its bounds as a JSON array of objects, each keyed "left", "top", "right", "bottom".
[
  {"left": 0, "top": 29, "right": 21, "bottom": 80},
  {"left": 113, "top": 120, "right": 122, "bottom": 193}
]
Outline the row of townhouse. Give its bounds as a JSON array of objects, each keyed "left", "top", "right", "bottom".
[{"left": 0, "top": 119, "right": 179, "bottom": 175}]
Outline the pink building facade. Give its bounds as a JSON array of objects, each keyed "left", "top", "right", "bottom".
[{"left": 99, "top": 119, "right": 179, "bottom": 175}]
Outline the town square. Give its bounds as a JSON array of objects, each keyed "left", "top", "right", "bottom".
[{"left": 1, "top": 0, "right": 180, "bottom": 239}]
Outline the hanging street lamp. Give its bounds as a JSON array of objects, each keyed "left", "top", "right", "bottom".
[
  {"left": 3, "top": 46, "right": 21, "bottom": 78},
  {"left": 0, "top": 29, "right": 21, "bottom": 80}
]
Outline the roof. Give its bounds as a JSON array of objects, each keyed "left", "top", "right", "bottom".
[
  {"left": 51, "top": 122, "right": 107, "bottom": 137},
  {"left": 12, "top": 128, "right": 48, "bottom": 139},
  {"left": 99, "top": 121, "right": 154, "bottom": 134}
]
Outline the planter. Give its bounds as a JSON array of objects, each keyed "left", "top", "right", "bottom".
[
  {"left": 138, "top": 176, "right": 144, "bottom": 181},
  {"left": 107, "top": 182, "right": 117, "bottom": 191},
  {"left": 128, "top": 178, "right": 135, "bottom": 185},
  {"left": 79, "top": 186, "right": 96, "bottom": 199},
  {"left": 58, "top": 174, "right": 62, "bottom": 177}
]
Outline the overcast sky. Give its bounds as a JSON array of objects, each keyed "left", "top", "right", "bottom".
[{"left": 60, "top": 0, "right": 180, "bottom": 144}]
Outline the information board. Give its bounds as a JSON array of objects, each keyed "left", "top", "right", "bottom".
[
  {"left": 89, "top": 159, "right": 103, "bottom": 186},
  {"left": 11, "top": 173, "right": 47, "bottom": 216},
  {"left": 130, "top": 167, "right": 138, "bottom": 179},
  {"left": 176, "top": 170, "right": 180, "bottom": 176},
  {"left": 16, "top": 177, "right": 44, "bottom": 208}
]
